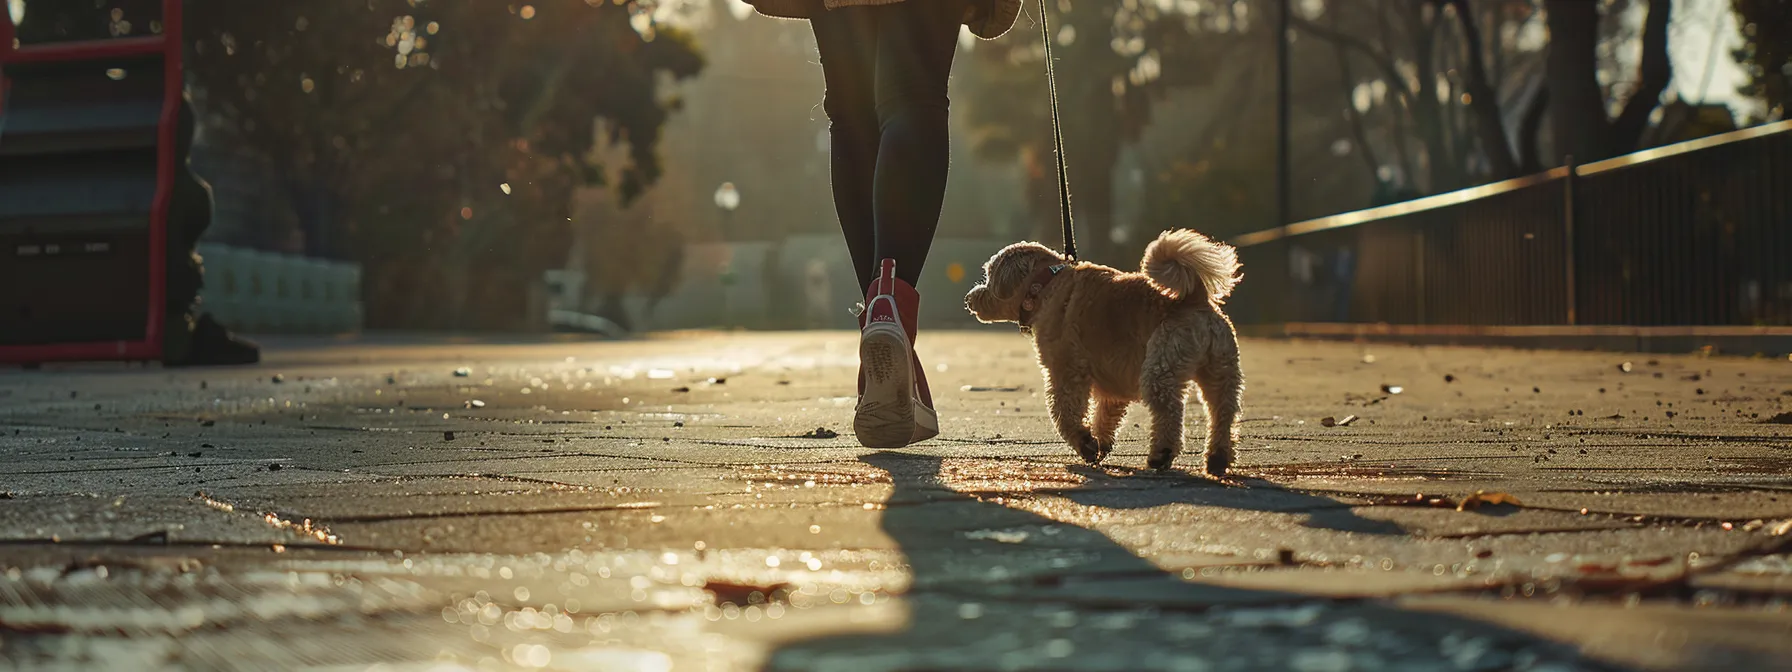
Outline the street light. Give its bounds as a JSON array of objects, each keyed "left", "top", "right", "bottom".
[
  {"left": 714, "top": 182, "right": 740, "bottom": 232},
  {"left": 713, "top": 182, "right": 741, "bottom": 326}
]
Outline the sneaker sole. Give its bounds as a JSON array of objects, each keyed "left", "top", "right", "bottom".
[
  {"left": 910, "top": 404, "right": 939, "bottom": 443},
  {"left": 855, "top": 323, "right": 915, "bottom": 448}
]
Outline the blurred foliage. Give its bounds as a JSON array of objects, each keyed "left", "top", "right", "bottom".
[
  {"left": 184, "top": 0, "right": 701, "bottom": 329},
  {"left": 957, "top": 0, "right": 1247, "bottom": 262},
  {"left": 1732, "top": 0, "right": 1790, "bottom": 122},
  {"left": 959, "top": 0, "right": 1703, "bottom": 254}
]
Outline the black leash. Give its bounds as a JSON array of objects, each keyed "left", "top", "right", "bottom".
[{"left": 1035, "top": 0, "right": 1077, "bottom": 261}]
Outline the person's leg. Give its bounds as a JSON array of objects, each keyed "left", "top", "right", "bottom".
[
  {"left": 164, "top": 95, "right": 258, "bottom": 366},
  {"left": 850, "top": 0, "right": 967, "bottom": 447},
  {"left": 871, "top": 0, "right": 966, "bottom": 287},
  {"left": 810, "top": 8, "right": 881, "bottom": 292}
]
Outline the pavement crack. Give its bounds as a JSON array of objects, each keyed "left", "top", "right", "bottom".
[{"left": 316, "top": 501, "right": 662, "bottom": 524}]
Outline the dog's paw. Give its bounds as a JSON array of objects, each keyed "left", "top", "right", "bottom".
[
  {"left": 1073, "top": 434, "right": 1105, "bottom": 466},
  {"left": 1204, "top": 445, "right": 1234, "bottom": 478},
  {"left": 1095, "top": 441, "right": 1114, "bottom": 463},
  {"left": 1146, "top": 456, "right": 1175, "bottom": 471}
]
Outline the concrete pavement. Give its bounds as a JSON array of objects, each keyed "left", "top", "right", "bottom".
[{"left": 2, "top": 331, "right": 1790, "bottom": 670}]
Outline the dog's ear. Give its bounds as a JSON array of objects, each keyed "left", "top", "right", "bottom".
[{"left": 987, "top": 242, "right": 1058, "bottom": 300}]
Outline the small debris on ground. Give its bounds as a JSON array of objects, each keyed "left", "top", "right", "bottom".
[
  {"left": 267, "top": 463, "right": 284, "bottom": 471},
  {"left": 708, "top": 377, "right": 727, "bottom": 385},
  {"left": 444, "top": 431, "right": 456, "bottom": 441},
  {"left": 271, "top": 374, "right": 285, "bottom": 384},
  {"left": 1369, "top": 493, "right": 1457, "bottom": 508},
  {"left": 1380, "top": 384, "right": 1403, "bottom": 395},
  {"left": 1320, "top": 415, "right": 1359, "bottom": 428},
  {"left": 453, "top": 367, "right": 472, "bottom": 377},
  {"left": 1619, "top": 362, "right": 1634, "bottom": 373},
  {"left": 671, "top": 386, "right": 691, "bottom": 393},
  {"left": 1444, "top": 374, "right": 1455, "bottom": 383},
  {"left": 465, "top": 399, "right": 486, "bottom": 409},
  {"left": 127, "top": 530, "right": 171, "bottom": 545},
  {"left": 961, "top": 385, "right": 1024, "bottom": 392},
  {"left": 800, "top": 427, "right": 838, "bottom": 439}
]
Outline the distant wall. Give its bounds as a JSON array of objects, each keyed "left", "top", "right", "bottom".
[
  {"left": 571, "top": 236, "right": 1016, "bottom": 332},
  {"left": 197, "top": 243, "right": 363, "bottom": 334}
]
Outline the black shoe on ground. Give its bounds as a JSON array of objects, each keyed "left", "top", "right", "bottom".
[{"left": 166, "top": 314, "right": 260, "bottom": 367}]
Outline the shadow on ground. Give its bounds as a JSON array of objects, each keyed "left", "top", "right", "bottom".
[
  {"left": 1061, "top": 464, "right": 1413, "bottom": 534},
  {"left": 764, "top": 452, "right": 1618, "bottom": 671}
]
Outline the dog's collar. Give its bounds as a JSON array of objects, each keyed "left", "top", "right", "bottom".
[{"left": 1016, "top": 263, "right": 1068, "bottom": 331}]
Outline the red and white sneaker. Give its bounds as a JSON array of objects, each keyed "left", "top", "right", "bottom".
[{"left": 854, "top": 259, "right": 938, "bottom": 448}]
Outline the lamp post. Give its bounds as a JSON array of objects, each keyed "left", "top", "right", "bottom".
[
  {"left": 713, "top": 182, "right": 741, "bottom": 231},
  {"left": 713, "top": 182, "right": 741, "bottom": 326}
]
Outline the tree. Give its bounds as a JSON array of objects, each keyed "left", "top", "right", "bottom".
[
  {"left": 1544, "top": 0, "right": 1672, "bottom": 163},
  {"left": 186, "top": 0, "right": 702, "bottom": 329},
  {"left": 1732, "top": 0, "right": 1791, "bottom": 123},
  {"left": 956, "top": 0, "right": 1241, "bottom": 263}
]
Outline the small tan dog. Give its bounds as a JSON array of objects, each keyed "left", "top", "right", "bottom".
[{"left": 964, "top": 229, "right": 1244, "bottom": 475}]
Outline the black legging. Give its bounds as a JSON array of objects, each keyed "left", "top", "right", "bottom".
[{"left": 812, "top": 0, "right": 967, "bottom": 292}]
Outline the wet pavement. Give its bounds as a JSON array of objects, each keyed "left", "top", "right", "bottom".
[{"left": 3, "top": 331, "right": 1791, "bottom": 671}]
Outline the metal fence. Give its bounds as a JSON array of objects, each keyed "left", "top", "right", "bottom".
[{"left": 1229, "top": 120, "right": 1792, "bottom": 327}]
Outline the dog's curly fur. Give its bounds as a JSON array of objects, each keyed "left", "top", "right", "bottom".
[{"left": 964, "top": 229, "right": 1245, "bottom": 476}]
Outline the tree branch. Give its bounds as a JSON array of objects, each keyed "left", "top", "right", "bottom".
[
  {"left": 1446, "top": 0, "right": 1520, "bottom": 179},
  {"left": 1517, "top": 83, "right": 1550, "bottom": 173},
  {"left": 1610, "top": 0, "right": 1672, "bottom": 151},
  {"left": 1329, "top": 14, "right": 1384, "bottom": 178},
  {"left": 1290, "top": 14, "right": 1413, "bottom": 98}
]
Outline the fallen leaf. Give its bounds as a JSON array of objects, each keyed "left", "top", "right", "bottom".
[
  {"left": 1457, "top": 490, "right": 1522, "bottom": 511},
  {"left": 704, "top": 581, "right": 791, "bottom": 606},
  {"left": 1577, "top": 560, "right": 1620, "bottom": 574}
]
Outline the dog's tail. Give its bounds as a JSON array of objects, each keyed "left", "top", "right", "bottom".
[{"left": 1141, "top": 229, "right": 1241, "bottom": 302}]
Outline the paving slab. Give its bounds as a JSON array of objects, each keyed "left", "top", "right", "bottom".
[{"left": 2, "top": 331, "right": 1790, "bottom": 670}]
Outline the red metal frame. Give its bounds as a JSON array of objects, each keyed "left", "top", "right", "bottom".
[{"left": 0, "top": 1, "right": 179, "bottom": 364}]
